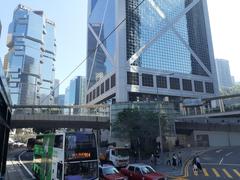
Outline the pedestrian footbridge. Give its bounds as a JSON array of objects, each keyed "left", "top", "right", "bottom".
[{"left": 11, "top": 105, "right": 110, "bottom": 129}]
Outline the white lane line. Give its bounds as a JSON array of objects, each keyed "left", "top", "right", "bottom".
[
  {"left": 201, "top": 162, "right": 240, "bottom": 166},
  {"left": 219, "top": 157, "right": 224, "bottom": 165},
  {"left": 18, "top": 150, "right": 36, "bottom": 179},
  {"left": 225, "top": 152, "right": 233, "bottom": 157},
  {"left": 216, "top": 149, "right": 223, "bottom": 153}
]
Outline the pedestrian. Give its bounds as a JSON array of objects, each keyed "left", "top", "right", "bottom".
[
  {"left": 196, "top": 156, "right": 202, "bottom": 172},
  {"left": 166, "top": 153, "right": 171, "bottom": 166},
  {"left": 172, "top": 153, "right": 177, "bottom": 169},
  {"left": 150, "top": 154, "right": 154, "bottom": 165},
  {"left": 177, "top": 151, "right": 182, "bottom": 167},
  {"left": 134, "top": 151, "right": 137, "bottom": 162},
  {"left": 192, "top": 156, "right": 198, "bottom": 175}
]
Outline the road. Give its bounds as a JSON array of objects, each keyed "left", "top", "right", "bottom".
[
  {"left": 185, "top": 146, "right": 240, "bottom": 180},
  {"left": 6, "top": 148, "right": 35, "bottom": 180}
]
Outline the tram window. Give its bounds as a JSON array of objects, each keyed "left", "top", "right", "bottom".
[
  {"left": 57, "top": 162, "right": 63, "bottom": 179},
  {"left": 54, "top": 135, "right": 63, "bottom": 148}
]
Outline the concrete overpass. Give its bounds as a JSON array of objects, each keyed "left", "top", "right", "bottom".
[{"left": 11, "top": 105, "right": 110, "bottom": 129}]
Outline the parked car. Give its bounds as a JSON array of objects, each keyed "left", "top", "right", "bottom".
[
  {"left": 99, "top": 164, "right": 128, "bottom": 180},
  {"left": 120, "top": 164, "right": 167, "bottom": 180}
]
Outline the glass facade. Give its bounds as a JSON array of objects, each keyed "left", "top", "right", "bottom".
[
  {"left": 126, "top": 0, "right": 212, "bottom": 76},
  {"left": 87, "top": 0, "right": 116, "bottom": 89},
  {"left": 127, "top": 72, "right": 139, "bottom": 85},
  {"left": 5, "top": 5, "right": 56, "bottom": 105},
  {"left": 65, "top": 76, "right": 86, "bottom": 105},
  {"left": 182, "top": 79, "right": 192, "bottom": 91},
  {"left": 194, "top": 80, "right": 204, "bottom": 92},
  {"left": 216, "top": 59, "right": 233, "bottom": 89},
  {"left": 156, "top": 76, "right": 167, "bottom": 88}
]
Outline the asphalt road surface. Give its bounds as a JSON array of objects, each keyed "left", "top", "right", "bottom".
[
  {"left": 186, "top": 146, "right": 240, "bottom": 180},
  {"left": 6, "top": 148, "right": 34, "bottom": 180}
]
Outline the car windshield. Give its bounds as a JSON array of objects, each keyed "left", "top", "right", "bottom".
[
  {"left": 103, "top": 166, "right": 119, "bottom": 175},
  {"left": 141, "top": 166, "right": 156, "bottom": 174},
  {"left": 116, "top": 149, "right": 129, "bottom": 157}
]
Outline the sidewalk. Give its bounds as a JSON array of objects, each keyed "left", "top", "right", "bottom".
[{"left": 130, "top": 147, "right": 215, "bottom": 177}]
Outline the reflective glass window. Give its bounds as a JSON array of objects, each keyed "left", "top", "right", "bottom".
[
  {"left": 15, "top": 24, "right": 26, "bottom": 34},
  {"left": 170, "top": 77, "right": 180, "bottom": 90},
  {"left": 97, "top": 86, "right": 100, "bottom": 97},
  {"left": 105, "top": 79, "right": 110, "bottom": 91},
  {"left": 156, "top": 76, "right": 167, "bottom": 88},
  {"left": 142, "top": 73, "right": 153, "bottom": 87},
  {"left": 101, "top": 83, "right": 104, "bottom": 94},
  {"left": 127, "top": 72, "right": 139, "bottom": 85},
  {"left": 205, "top": 82, "right": 214, "bottom": 94},
  {"left": 194, "top": 80, "right": 203, "bottom": 92},
  {"left": 182, "top": 79, "right": 192, "bottom": 91},
  {"left": 111, "top": 74, "right": 115, "bottom": 88}
]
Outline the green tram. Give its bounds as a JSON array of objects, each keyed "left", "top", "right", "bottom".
[{"left": 33, "top": 131, "right": 98, "bottom": 180}]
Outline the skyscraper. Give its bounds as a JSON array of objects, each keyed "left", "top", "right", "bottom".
[
  {"left": 65, "top": 76, "right": 86, "bottom": 105},
  {"left": 53, "top": 79, "right": 60, "bottom": 104},
  {"left": 216, "top": 59, "right": 233, "bottom": 89},
  {"left": 5, "top": 4, "right": 56, "bottom": 105},
  {"left": 86, "top": 0, "right": 218, "bottom": 105}
]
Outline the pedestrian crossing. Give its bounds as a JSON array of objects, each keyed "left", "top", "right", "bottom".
[{"left": 192, "top": 167, "right": 240, "bottom": 179}]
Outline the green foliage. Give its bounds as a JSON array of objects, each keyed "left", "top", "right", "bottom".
[
  {"left": 220, "top": 83, "right": 240, "bottom": 95},
  {"left": 112, "top": 108, "right": 168, "bottom": 156}
]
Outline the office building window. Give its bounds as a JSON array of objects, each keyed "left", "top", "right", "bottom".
[
  {"left": 182, "top": 79, "right": 192, "bottom": 91},
  {"left": 156, "top": 76, "right": 167, "bottom": 88},
  {"left": 170, "top": 78, "right": 180, "bottom": 90},
  {"left": 127, "top": 72, "right": 139, "bottom": 85},
  {"left": 194, "top": 81, "right": 204, "bottom": 92},
  {"left": 97, "top": 86, "right": 100, "bottom": 97},
  {"left": 101, "top": 83, "right": 104, "bottom": 94},
  {"left": 142, "top": 73, "right": 153, "bottom": 87},
  {"left": 86, "top": 94, "right": 89, "bottom": 103},
  {"left": 205, "top": 82, "right": 214, "bottom": 93},
  {"left": 105, "top": 79, "right": 110, "bottom": 91},
  {"left": 89, "top": 92, "right": 92, "bottom": 101},
  {"left": 111, "top": 74, "right": 116, "bottom": 88},
  {"left": 93, "top": 89, "right": 96, "bottom": 99}
]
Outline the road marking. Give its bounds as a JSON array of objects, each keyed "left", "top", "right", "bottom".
[
  {"left": 201, "top": 162, "right": 240, "bottom": 166},
  {"left": 18, "top": 150, "right": 36, "bottom": 179},
  {"left": 222, "top": 168, "right": 233, "bottom": 179},
  {"left": 216, "top": 149, "right": 223, "bottom": 153},
  {"left": 212, "top": 168, "right": 221, "bottom": 177},
  {"left": 225, "top": 152, "right": 233, "bottom": 157},
  {"left": 219, "top": 158, "right": 224, "bottom": 165},
  {"left": 233, "top": 169, "right": 240, "bottom": 177},
  {"left": 202, "top": 168, "right": 209, "bottom": 176}
]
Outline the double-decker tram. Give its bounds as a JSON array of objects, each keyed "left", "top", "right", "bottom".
[{"left": 33, "top": 131, "right": 98, "bottom": 180}]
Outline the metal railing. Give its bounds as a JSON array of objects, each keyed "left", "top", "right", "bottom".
[{"left": 11, "top": 104, "right": 110, "bottom": 117}]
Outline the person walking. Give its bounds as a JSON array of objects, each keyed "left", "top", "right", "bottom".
[
  {"left": 172, "top": 153, "right": 177, "bottom": 169},
  {"left": 166, "top": 153, "right": 171, "bottom": 166},
  {"left": 177, "top": 151, "right": 182, "bottom": 167},
  {"left": 192, "top": 156, "right": 198, "bottom": 175},
  {"left": 196, "top": 156, "right": 202, "bottom": 172},
  {"left": 150, "top": 154, "right": 154, "bottom": 165}
]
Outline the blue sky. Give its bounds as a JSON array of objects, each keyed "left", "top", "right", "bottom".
[
  {"left": 1, "top": 0, "right": 240, "bottom": 94},
  {"left": 0, "top": 0, "right": 88, "bottom": 94}
]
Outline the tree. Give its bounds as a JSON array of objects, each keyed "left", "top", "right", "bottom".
[{"left": 112, "top": 108, "right": 168, "bottom": 157}]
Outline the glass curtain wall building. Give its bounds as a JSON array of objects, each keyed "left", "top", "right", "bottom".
[
  {"left": 86, "top": 0, "right": 218, "bottom": 105},
  {"left": 216, "top": 59, "right": 233, "bottom": 90},
  {"left": 5, "top": 4, "right": 56, "bottom": 105},
  {"left": 64, "top": 76, "right": 86, "bottom": 105}
]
